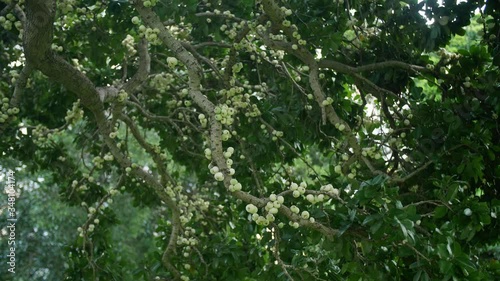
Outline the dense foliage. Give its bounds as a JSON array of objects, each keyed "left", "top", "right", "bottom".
[{"left": 1, "top": 0, "right": 499, "bottom": 280}]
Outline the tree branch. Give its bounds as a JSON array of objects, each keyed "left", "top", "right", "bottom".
[
  {"left": 119, "top": 114, "right": 175, "bottom": 186},
  {"left": 0, "top": 63, "right": 32, "bottom": 134},
  {"left": 123, "top": 37, "right": 151, "bottom": 94},
  {"left": 23, "top": 1, "right": 182, "bottom": 277},
  {"left": 318, "top": 59, "right": 430, "bottom": 74},
  {"left": 192, "top": 41, "right": 231, "bottom": 49}
]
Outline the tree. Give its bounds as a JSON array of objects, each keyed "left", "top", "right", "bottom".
[{"left": 1, "top": 0, "right": 499, "bottom": 280}]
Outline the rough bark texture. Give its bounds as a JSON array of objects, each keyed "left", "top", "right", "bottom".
[{"left": 24, "top": 0, "right": 104, "bottom": 114}]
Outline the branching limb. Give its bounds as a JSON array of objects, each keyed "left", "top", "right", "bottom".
[
  {"left": 390, "top": 160, "right": 434, "bottom": 184},
  {"left": 272, "top": 226, "right": 295, "bottom": 281},
  {"left": 281, "top": 62, "right": 308, "bottom": 96},
  {"left": 318, "top": 59, "right": 430, "bottom": 74},
  {"left": 182, "top": 42, "right": 225, "bottom": 82},
  {"left": 390, "top": 144, "right": 465, "bottom": 184},
  {"left": 237, "top": 138, "right": 265, "bottom": 195},
  {"left": 361, "top": 156, "right": 388, "bottom": 177},
  {"left": 259, "top": 118, "right": 323, "bottom": 181},
  {"left": 351, "top": 72, "right": 403, "bottom": 102},
  {"left": 123, "top": 38, "right": 151, "bottom": 94},
  {"left": 222, "top": 14, "right": 268, "bottom": 85},
  {"left": 119, "top": 114, "right": 176, "bottom": 186},
  {"left": 23, "top": 0, "right": 181, "bottom": 277},
  {"left": 135, "top": 1, "right": 341, "bottom": 240}
]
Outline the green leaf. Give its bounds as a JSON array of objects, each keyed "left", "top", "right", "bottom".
[
  {"left": 430, "top": 26, "right": 440, "bottom": 39},
  {"left": 454, "top": 256, "right": 476, "bottom": 272},
  {"left": 413, "top": 269, "right": 422, "bottom": 281},
  {"left": 339, "top": 222, "right": 352, "bottom": 236},
  {"left": 362, "top": 214, "right": 382, "bottom": 226},
  {"left": 461, "top": 155, "right": 484, "bottom": 183},
  {"left": 434, "top": 205, "right": 448, "bottom": 218},
  {"left": 410, "top": 261, "right": 423, "bottom": 269},
  {"left": 370, "top": 221, "right": 384, "bottom": 235},
  {"left": 363, "top": 186, "right": 379, "bottom": 199},
  {"left": 444, "top": 183, "right": 459, "bottom": 201},
  {"left": 439, "top": 260, "right": 454, "bottom": 275},
  {"left": 361, "top": 240, "right": 373, "bottom": 255},
  {"left": 437, "top": 243, "right": 451, "bottom": 259}
]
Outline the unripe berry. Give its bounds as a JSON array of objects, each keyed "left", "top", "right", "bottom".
[
  {"left": 301, "top": 211, "right": 310, "bottom": 219},
  {"left": 214, "top": 172, "right": 224, "bottom": 181},
  {"left": 167, "top": 57, "right": 178, "bottom": 68},
  {"left": 334, "top": 165, "right": 342, "bottom": 174},
  {"left": 266, "top": 214, "right": 275, "bottom": 222},
  {"left": 332, "top": 188, "right": 340, "bottom": 197},
  {"left": 246, "top": 204, "right": 258, "bottom": 214},
  {"left": 210, "top": 166, "right": 219, "bottom": 174}
]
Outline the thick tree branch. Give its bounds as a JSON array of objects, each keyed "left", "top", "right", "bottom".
[
  {"left": 24, "top": 0, "right": 103, "bottom": 113},
  {"left": 123, "top": 38, "right": 151, "bottom": 94},
  {"left": 23, "top": 0, "right": 182, "bottom": 277}
]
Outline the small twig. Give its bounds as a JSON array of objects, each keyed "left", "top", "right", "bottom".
[
  {"left": 192, "top": 42, "right": 231, "bottom": 49},
  {"left": 272, "top": 226, "right": 295, "bottom": 281},
  {"left": 402, "top": 242, "right": 431, "bottom": 263}
]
